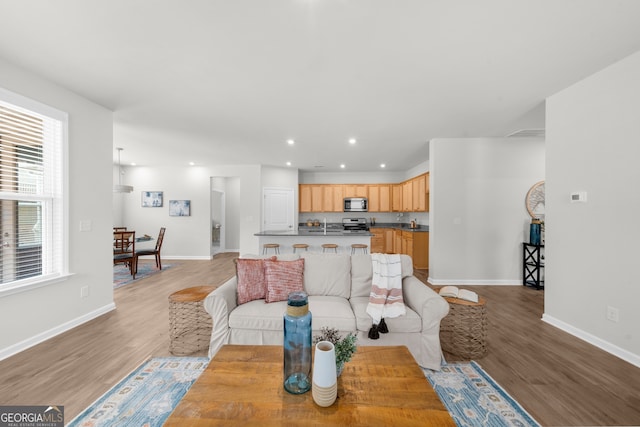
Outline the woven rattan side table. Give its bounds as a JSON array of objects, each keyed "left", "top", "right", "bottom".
[
  {"left": 440, "top": 296, "right": 488, "bottom": 359},
  {"left": 169, "top": 286, "right": 216, "bottom": 356}
]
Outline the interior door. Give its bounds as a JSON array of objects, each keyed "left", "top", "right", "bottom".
[{"left": 263, "top": 188, "right": 294, "bottom": 231}]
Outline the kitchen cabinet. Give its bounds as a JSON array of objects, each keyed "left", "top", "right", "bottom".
[
  {"left": 384, "top": 229, "right": 395, "bottom": 253},
  {"left": 343, "top": 185, "right": 368, "bottom": 198},
  {"left": 322, "top": 185, "right": 343, "bottom": 212},
  {"left": 368, "top": 185, "right": 391, "bottom": 212},
  {"left": 412, "top": 175, "right": 427, "bottom": 211},
  {"left": 392, "top": 184, "right": 403, "bottom": 212},
  {"left": 300, "top": 185, "right": 312, "bottom": 212},
  {"left": 299, "top": 173, "right": 428, "bottom": 213},
  {"left": 412, "top": 232, "right": 429, "bottom": 270},
  {"left": 400, "top": 231, "right": 429, "bottom": 269},
  {"left": 402, "top": 181, "right": 413, "bottom": 212},
  {"left": 369, "top": 228, "right": 385, "bottom": 253}
]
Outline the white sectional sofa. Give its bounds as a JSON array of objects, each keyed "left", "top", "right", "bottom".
[{"left": 204, "top": 252, "right": 449, "bottom": 370}]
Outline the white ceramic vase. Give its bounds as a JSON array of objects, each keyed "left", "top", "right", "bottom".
[{"left": 312, "top": 341, "right": 337, "bottom": 407}]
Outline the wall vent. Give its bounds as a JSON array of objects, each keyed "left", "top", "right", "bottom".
[{"left": 506, "top": 129, "right": 545, "bottom": 138}]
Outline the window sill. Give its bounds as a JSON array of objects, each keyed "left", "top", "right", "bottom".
[{"left": 0, "top": 273, "right": 75, "bottom": 298}]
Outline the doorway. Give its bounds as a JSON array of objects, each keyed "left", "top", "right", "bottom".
[{"left": 210, "top": 189, "right": 225, "bottom": 256}]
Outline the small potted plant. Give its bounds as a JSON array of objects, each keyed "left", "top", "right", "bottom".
[{"left": 313, "top": 327, "right": 357, "bottom": 376}]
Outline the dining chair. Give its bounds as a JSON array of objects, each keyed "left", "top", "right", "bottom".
[
  {"left": 136, "top": 227, "right": 165, "bottom": 270},
  {"left": 113, "top": 230, "right": 136, "bottom": 279}
]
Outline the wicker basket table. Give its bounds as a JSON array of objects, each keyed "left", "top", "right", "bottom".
[
  {"left": 440, "top": 295, "right": 488, "bottom": 359},
  {"left": 169, "top": 286, "right": 216, "bottom": 356}
]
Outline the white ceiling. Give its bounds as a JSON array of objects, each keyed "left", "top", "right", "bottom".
[{"left": 1, "top": 0, "right": 640, "bottom": 172}]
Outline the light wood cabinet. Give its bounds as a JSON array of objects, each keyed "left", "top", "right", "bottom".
[
  {"left": 343, "top": 185, "right": 367, "bottom": 198},
  {"left": 400, "top": 231, "right": 429, "bottom": 269},
  {"left": 370, "top": 227, "right": 385, "bottom": 253},
  {"left": 412, "top": 232, "right": 429, "bottom": 269},
  {"left": 384, "top": 229, "right": 395, "bottom": 253},
  {"left": 392, "top": 184, "right": 403, "bottom": 212},
  {"left": 300, "top": 184, "right": 312, "bottom": 212},
  {"left": 402, "top": 181, "right": 413, "bottom": 212},
  {"left": 368, "top": 185, "right": 391, "bottom": 212},
  {"left": 299, "top": 173, "right": 428, "bottom": 213},
  {"left": 322, "top": 185, "right": 343, "bottom": 212}
]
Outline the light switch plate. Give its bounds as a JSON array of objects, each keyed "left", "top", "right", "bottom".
[{"left": 79, "top": 220, "right": 92, "bottom": 232}]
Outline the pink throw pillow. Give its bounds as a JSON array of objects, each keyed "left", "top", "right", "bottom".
[
  {"left": 264, "top": 258, "right": 305, "bottom": 303},
  {"left": 236, "top": 258, "right": 266, "bottom": 304}
]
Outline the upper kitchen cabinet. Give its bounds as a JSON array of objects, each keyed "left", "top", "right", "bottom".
[
  {"left": 368, "top": 184, "right": 391, "bottom": 212},
  {"left": 392, "top": 184, "right": 403, "bottom": 212},
  {"left": 323, "top": 185, "right": 344, "bottom": 212},
  {"left": 299, "top": 184, "right": 324, "bottom": 212},
  {"left": 343, "top": 185, "right": 368, "bottom": 198},
  {"left": 299, "top": 173, "right": 428, "bottom": 213}
]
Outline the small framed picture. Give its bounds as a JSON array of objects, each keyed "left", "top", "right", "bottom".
[
  {"left": 169, "top": 200, "right": 191, "bottom": 216},
  {"left": 142, "top": 191, "right": 163, "bottom": 207}
]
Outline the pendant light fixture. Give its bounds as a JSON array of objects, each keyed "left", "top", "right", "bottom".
[{"left": 113, "top": 147, "right": 134, "bottom": 193}]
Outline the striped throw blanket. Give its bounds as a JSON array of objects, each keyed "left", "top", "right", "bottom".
[{"left": 366, "top": 253, "right": 405, "bottom": 325}]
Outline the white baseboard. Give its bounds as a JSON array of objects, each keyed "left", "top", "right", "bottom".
[
  {"left": 161, "top": 255, "right": 212, "bottom": 260},
  {"left": 542, "top": 313, "right": 640, "bottom": 368},
  {"left": 427, "top": 277, "right": 522, "bottom": 286},
  {"left": 0, "top": 303, "right": 116, "bottom": 362}
]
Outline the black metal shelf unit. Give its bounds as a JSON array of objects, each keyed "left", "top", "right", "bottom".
[{"left": 523, "top": 242, "right": 544, "bottom": 289}]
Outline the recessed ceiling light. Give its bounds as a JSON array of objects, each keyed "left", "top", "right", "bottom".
[
  {"left": 286, "top": 161, "right": 291, "bottom": 166},
  {"left": 340, "top": 164, "right": 345, "bottom": 169},
  {"left": 287, "top": 139, "right": 295, "bottom": 145},
  {"left": 349, "top": 138, "right": 356, "bottom": 144},
  {"left": 189, "top": 162, "right": 195, "bottom": 166},
  {"left": 380, "top": 163, "right": 386, "bottom": 168},
  {"left": 130, "top": 162, "right": 136, "bottom": 166}
]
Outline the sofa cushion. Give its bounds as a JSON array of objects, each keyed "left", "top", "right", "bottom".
[
  {"left": 229, "top": 299, "right": 288, "bottom": 330},
  {"left": 264, "top": 258, "right": 305, "bottom": 303},
  {"left": 350, "top": 254, "right": 374, "bottom": 298},
  {"left": 308, "top": 296, "right": 357, "bottom": 332},
  {"left": 236, "top": 258, "right": 266, "bottom": 304},
  {"left": 349, "top": 296, "right": 422, "bottom": 333},
  {"left": 228, "top": 296, "right": 355, "bottom": 333},
  {"left": 301, "top": 253, "right": 351, "bottom": 298}
]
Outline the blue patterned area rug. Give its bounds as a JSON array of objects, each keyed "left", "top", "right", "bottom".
[
  {"left": 67, "top": 357, "right": 208, "bottom": 427},
  {"left": 113, "top": 263, "right": 173, "bottom": 289},
  {"left": 424, "top": 361, "right": 541, "bottom": 427}
]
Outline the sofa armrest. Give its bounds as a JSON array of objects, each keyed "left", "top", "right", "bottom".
[
  {"left": 402, "top": 275, "right": 450, "bottom": 369},
  {"left": 403, "top": 276, "right": 449, "bottom": 323},
  {"left": 203, "top": 276, "right": 238, "bottom": 358}
]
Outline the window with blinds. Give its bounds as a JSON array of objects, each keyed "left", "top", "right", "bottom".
[{"left": 0, "top": 88, "right": 66, "bottom": 290}]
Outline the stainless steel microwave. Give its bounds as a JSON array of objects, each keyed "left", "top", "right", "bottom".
[{"left": 344, "top": 197, "right": 368, "bottom": 212}]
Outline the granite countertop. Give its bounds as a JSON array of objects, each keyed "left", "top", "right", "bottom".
[
  {"left": 255, "top": 229, "right": 373, "bottom": 237},
  {"left": 369, "top": 223, "right": 430, "bottom": 232}
]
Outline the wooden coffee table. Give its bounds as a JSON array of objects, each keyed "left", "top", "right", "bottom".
[{"left": 165, "top": 345, "right": 455, "bottom": 426}]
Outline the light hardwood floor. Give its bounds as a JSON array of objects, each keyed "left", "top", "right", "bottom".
[{"left": 1, "top": 254, "right": 639, "bottom": 426}]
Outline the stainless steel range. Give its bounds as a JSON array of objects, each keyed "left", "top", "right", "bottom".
[{"left": 342, "top": 218, "right": 370, "bottom": 234}]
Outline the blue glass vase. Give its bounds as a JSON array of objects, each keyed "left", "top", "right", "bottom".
[
  {"left": 283, "top": 291, "right": 312, "bottom": 394},
  {"left": 530, "top": 219, "right": 541, "bottom": 245}
]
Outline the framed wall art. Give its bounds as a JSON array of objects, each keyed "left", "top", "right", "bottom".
[
  {"left": 142, "top": 191, "right": 163, "bottom": 207},
  {"left": 169, "top": 200, "right": 191, "bottom": 216}
]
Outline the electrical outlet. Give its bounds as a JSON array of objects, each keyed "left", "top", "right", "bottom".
[
  {"left": 606, "top": 306, "right": 619, "bottom": 322},
  {"left": 80, "top": 286, "right": 89, "bottom": 298}
]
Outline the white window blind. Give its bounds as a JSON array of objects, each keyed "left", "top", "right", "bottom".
[{"left": 0, "top": 89, "right": 66, "bottom": 290}]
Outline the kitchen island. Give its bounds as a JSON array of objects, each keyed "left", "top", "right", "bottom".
[{"left": 255, "top": 228, "right": 372, "bottom": 254}]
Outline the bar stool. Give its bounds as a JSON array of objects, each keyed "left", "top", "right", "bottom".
[
  {"left": 351, "top": 243, "right": 369, "bottom": 254},
  {"left": 322, "top": 243, "right": 338, "bottom": 253},
  {"left": 292, "top": 243, "right": 309, "bottom": 253},
  {"left": 262, "top": 243, "right": 280, "bottom": 255}
]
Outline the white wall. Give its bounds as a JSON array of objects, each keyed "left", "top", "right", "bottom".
[
  {"left": 0, "top": 58, "right": 114, "bottom": 359},
  {"left": 118, "top": 164, "right": 265, "bottom": 257},
  {"left": 429, "top": 137, "right": 545, "bottom": 284},
  {"left": 545, "top": 50, "right": 640, "bottom": 364}
]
